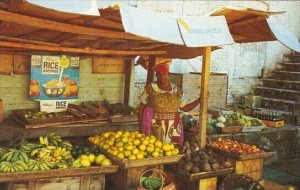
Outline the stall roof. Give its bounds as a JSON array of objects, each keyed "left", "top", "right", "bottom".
[
  {"left": 0, "top": 1, "right": 298, "bottom": 59},
  {"left": 0, "top": 0, "right": 233, "bottom": 59},
  {"left": 210, "top": 6, "right": 300, "bottom": 52}
]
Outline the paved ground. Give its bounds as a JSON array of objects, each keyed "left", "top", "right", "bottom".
[{"left": 263, "top": 159, "right": 300, "bottom": 189}]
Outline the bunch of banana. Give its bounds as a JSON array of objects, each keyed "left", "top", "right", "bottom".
[
  {"left": 52, "top": 147, "right": 73, "bottom": 162},
  {"left": 56, "top": 162, "right": 69, "bottom": 169},
  {"left": 233, "top": 118, "right": 251, "bottom": 127},
  {"left": 31, "top": 146, "right": 73, "bottom": 163},
  {"left": 0, "top": 161, "right": 28, "bottom": 173},
  {"left": 19, "top": 142, "right": 42, "bottom": 154},
  {"left": 27, "top": 159, "right": 55, "bottom": 171},
  {"left": 45, "top": 132, "right": 63, "bottom": 146},
  {"left": 0, "top": 149, "right": 29, "bottom": 163},
  {"left": 58, "top": 140, "right": 73, "bottom": 150}
]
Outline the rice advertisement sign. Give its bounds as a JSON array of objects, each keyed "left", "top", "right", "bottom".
[{"left": 30, "top": 55, "right": 80, "bottom": 101}]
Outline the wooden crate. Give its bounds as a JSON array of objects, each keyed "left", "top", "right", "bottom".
[
  {"left": 262, "top": 119, "right": 284, "bottom": 128},
  {"left": 4, "top": 175, "right": 104, "bottom": 190},
  {"left": 0, "top": 166, "right": 119, "bottom": 190},
  {"left": 170, "top": 73, "right": 228, "bottom": 113}
]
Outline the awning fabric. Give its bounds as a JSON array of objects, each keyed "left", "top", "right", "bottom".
[{"left": 210, "top": 6, "right": 300, "bottom": 52}]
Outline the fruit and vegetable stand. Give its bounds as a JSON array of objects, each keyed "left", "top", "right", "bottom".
[{"left": 1, "top": 1, "right": 300, "bottom": 190}]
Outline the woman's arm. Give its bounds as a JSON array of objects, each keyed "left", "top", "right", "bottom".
[{"left": 180, "top": 97, "right": 200, "bottom": 112}]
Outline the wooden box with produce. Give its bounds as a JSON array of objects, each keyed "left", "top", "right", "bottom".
[
  {"left": 88, "top": 130, "right": 183, "bottom": 190},
  {"left": 0, "top": 132, "right": 118, "bottom": 190},
  {"left": 210, "top": 112, "right": 265, "bottom": 134},
  {"left": 206, "top": 138, "right": 275, "bottom": 180},
  {"left": 165, "top": 138, "right": 233, "bottom": 190}
]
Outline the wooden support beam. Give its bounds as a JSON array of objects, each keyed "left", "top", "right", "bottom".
[
  {"left": 146, "top": 55, "right": 156, "bottom": 85},
  {"left": 0, "top": 10, "right": 149, "bottom": 41},
  {"left": 124, "top": 59, "right": 133, "bottom": 105},
  {"left": 0, "top": 41, "right": 166, "bottom": 56},
  {"left": 198, "top": 47, "right": 211, "bottom": 149}
]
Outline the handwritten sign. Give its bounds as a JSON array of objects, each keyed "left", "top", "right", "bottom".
[
  {"left": 177, "top": 16, "right": 234, "bottom": 47},
  {"left": 93, "top": 57, "right": 126, "bottom": 73}
]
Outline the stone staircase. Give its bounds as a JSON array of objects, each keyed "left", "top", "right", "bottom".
[{"left": 252, "top": 50, "right": 300, "bottom": 125}]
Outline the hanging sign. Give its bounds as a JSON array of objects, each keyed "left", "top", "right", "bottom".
[{"left": 29, "top": 55, "right": 80, "bottom": 103}]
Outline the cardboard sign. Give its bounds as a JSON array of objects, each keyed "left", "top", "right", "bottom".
[
  {"left": 40, "top": 100, "right": 69, "bottom": 113},
  {"left": 30, "top": 55, "right": 80, "bottom": 101},
  {"left": 92, "top": 57, "right": 126, "bottom": 73}
]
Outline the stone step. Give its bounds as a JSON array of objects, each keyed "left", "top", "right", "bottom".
[
  {"left": 259, "top": 79, "right": 300, "bottom": 90},
  {"left": 260, "top": 97, "right": 297, "bottom": 113},
  {"left": 283, "top": 54, "right": 300, "bottom": 62},
  {"left": 276, "top": 62, "right": 300, "bottom": 72},
  {"left": 253, "top": 86, "right": 300, "bottom": 101},
  {"left": 269, "top": 71, "right": 300, "bottom": 81}
]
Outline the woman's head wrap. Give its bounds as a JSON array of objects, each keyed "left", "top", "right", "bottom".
[{"left": 152, "top": 61, "right": 170, "bottom": 73}]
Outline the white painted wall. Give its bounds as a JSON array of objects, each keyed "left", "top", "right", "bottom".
[{"left": 132, "top": 1, "right": 300, "bottom": 106}]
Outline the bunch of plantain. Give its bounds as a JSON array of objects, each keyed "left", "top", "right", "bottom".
[
  {"left": 22, "top": 110, "right": 59, "bottom": 119},
  {"left": 19, "top": 142, "right": 42, "bottom": 154},
  {"left": 0, "top": 161, "right": 29, "bottom": 173},
  {"left": 27, "top": 159, "right": 55, "bottom": 171},
  {"left": 0, "top": 149, "right": 29, "bottom": 163}
]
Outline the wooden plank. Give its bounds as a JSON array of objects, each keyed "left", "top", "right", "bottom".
[
  {"left": 199, "top": 47, "right": 211, "bottom": 149},
  {"left": 0, "top": 36, "right": 59, "bottom": 46},
  {"left": 0, "top": 53, "right": 13, "bottom": 74},
  {"left": 0, "top": 10, "right": 147, "bottom": 41},
  {"left": 13, "top": 54, "right": 30, "bottom": 74},
  {"left": 98, "top": 147, "right": 183, "bottom": 169},
  {"left": 199, "top": 177, "right": 217, "bottom": 190},
  {"left": 0, "top": 166, "right": 118, "bottom": 183},
  {"left": 0, "top": 41, "right": 166, "bottom": 57},
  {"left": 80, "top": 175, "right": 90, "bottom": 190},
  {"left": 92, "top": 57, "right": 126, "bottom": 73},
  {"left": 228, "top": 158, "right": 263, "bottom": 181}
]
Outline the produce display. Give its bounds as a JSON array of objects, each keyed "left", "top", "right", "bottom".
[
  {"left": 0, "top": 132, "right": 113, "bottom": 173},
  {"left": 207, "top": 138, "right": 264, "bottom": 155},
  {"left": 176, "top": 138, "right": 232, "bottom": 174},
  {"left": 223, "top": 112, "right": 264, "bottom": 127},
  {"left": 88, "top": 130, "right": 180, "bottom": 160}
]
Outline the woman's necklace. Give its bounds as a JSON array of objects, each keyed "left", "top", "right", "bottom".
[{"left": 157, "top": 83, "right": 172, "bottom": 91}]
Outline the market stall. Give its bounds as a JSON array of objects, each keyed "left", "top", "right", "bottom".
[{"left": 0, "top": 1, "right": 300, "bottom": 190}]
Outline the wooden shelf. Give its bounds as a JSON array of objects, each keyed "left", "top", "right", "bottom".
[{"left": 0, "top": 119, "right": 138, "bottom": 142}]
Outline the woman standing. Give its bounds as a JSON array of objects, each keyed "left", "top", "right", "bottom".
[{"left": 139, "top": 61, "right": 200, "bottom": 144}]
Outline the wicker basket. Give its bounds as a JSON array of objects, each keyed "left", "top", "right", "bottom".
[
  {"left": 137, "top": 169, "right": 176, "bottom": 190},
  {"left": 218, "top": 174, "right": 264, "bottom": 190}
]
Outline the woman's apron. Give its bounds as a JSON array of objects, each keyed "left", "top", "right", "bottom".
[{"left": 142, "top": 84, "right": 184, "bottom": 144}]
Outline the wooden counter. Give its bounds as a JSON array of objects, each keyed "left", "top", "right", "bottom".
[{"left": 0, "top": 119, "right": 138, "bottom": 142}]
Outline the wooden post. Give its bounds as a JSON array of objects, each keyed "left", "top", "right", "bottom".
[
  {"left": 198, "top": 47, "right": 212, "bottom": 149},
  {"left": 124, "top": 59, "right": 132, "bottom": 105},
  {"left": 146, "top": 55, "right": 156, "bottom": 85}
]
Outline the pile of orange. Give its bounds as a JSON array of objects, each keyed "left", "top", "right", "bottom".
[{"left": 88, "top": 131, "right": 179, "bottom": 160}]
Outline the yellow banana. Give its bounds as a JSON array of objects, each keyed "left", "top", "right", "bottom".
[{"left": 39, "top": 136, "right": 45, "bottom": 145}]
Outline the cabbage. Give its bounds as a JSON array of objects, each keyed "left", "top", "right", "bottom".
[
  {"left": 216, "top": 122, "right": 225, "bottom": 128},
  {"left": 217, "top": 115, "right": 226, "bottom": 123}
]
